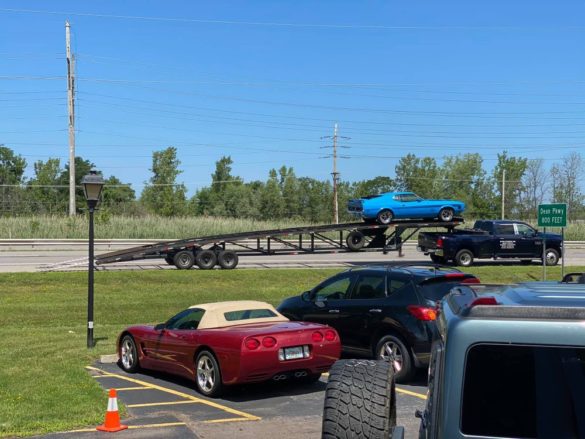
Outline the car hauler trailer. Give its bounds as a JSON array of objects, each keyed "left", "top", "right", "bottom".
[{"left": 95, "top": 218, "right": 464, "bottom": 270}]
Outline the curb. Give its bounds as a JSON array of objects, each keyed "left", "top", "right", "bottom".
[{"left": 100, "top": 354, "right": 118, "bottom": 364}]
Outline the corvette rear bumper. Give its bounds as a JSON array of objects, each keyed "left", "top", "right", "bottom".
[{"left": 233, "top": 343, "right": 340, "bottom": 384}]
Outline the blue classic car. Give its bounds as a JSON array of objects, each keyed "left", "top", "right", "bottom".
[{"left": 347, "top": 191, "right": 465, "bottom": 224}]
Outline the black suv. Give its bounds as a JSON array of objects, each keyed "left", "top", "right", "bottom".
[{"left": 277, "top": 264, "right": 478, "bottom": 382}]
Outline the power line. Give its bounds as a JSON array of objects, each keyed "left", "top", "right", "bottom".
[{"left": 3, "top": 8, "right": 585, "bottom": 31}]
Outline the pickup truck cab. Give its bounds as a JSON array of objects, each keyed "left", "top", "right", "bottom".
[
  {"left": 321, "top": 274, "right": 585, "bottom": 439},
  {"left": 417, "top": 219, "right": 562, "bottom": 267}
]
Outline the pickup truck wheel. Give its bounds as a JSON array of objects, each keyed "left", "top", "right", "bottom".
[
  {"left": 195, "top": 250, "right": 217, "bottom": 270},
  {"left": 377, "top": 209, "right": 394, "bottom": 225},
  {"left": 430, "top": 254, "right": 446, "bottom": 264},
  {"left": 438, "top": 207, "right": 454, "bottom": 222},
  {"left": 375, "top": 335, "right": 414, "bottom": 383},
  {"left": 322, "top": 359, "right": 396, "bottom": 439},
  {"left": 346, "top": 231, "right": 366, "bottom": 251},
  {"left": 455, "top": 249, "right": 474, "bottom": 267},
  {"left": 217, "top": 250, "right": 238, "bottom": 269},
  {"left": 173, "top": 250, "right": 195, "bottom": 269},
  {"left": 544, "top": 248, "right": 560, "bottom": 266}
]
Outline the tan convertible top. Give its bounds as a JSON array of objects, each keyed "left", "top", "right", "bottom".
[{"left": 190, "top": 300, "right": 289, "bottom": 329}]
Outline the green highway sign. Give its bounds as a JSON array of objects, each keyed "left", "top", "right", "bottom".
[{"left": 538, "top": 203, "right": 567, "bottom": 227}]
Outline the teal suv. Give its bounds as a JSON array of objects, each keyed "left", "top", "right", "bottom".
[{"left": 322, "top": 273, "right": 585, "bottom": 439}]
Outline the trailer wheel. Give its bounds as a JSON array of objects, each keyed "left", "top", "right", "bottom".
[
  {"left": 217, "top": 251, "right": 239, "bottom": 269},
  {"left": 196, "top": 250, "right": 217, "bottom": 270},
  {"left": 173, "top": 250, "right": 195, "bottom": 270},
  {"left": 346, "top": 231, "right": 366, "bottom": 251}
]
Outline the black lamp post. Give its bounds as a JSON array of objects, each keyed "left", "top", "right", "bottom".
[{"left": 81, "top": 170, "right": 105, "bottom": 348}]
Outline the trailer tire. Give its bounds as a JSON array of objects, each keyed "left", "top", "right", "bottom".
[
  {"left": 217, "top": 251, "right": 239, "bottom": 269},
  {"left": 346, "top": 231, "right": 366, "bottom": 251},
  {"left": 196, "top": 250, "right": 217, "bottom": 270},
  {"left": 455, "top": 249, "right": 474, "bottom": 267},
  {"left": 173, "top": 250, "right": 195, "bottom": 270}
]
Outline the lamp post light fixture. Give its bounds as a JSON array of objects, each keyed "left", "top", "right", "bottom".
[{"left": 81, "top": 170, "right": 105, "bottom": 348}]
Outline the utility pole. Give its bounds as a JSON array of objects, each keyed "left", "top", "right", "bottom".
[
  {"left": 321, "top": 123, "right": 350, "bottom": 224},
  {"left": 66, "top": 20, "right": 76, "bottom": 216},
  {"left": 501, "top": 169, "right": 506, "bottom": 219}
]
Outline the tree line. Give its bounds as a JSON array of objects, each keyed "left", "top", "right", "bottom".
[{"left": 1, "top": 144, "right": 583, "bottom": 221}]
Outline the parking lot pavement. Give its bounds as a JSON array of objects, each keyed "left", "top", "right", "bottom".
[{"left": 43, "top": 363, "right": 427, "bottom": 438}]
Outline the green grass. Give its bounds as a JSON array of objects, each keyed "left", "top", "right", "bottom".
[
  {"left": 1, "top": 215, "right": 584, "bottom": 240},
  {"left": 0, "top": 215, "right": 311, "bottom": 240},
  {"left": 0, "top": 266, "right": 583, "bottom": 437}
]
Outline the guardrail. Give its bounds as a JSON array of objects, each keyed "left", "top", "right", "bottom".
[{"left": 1, "top": 239, "right": 585, "bottom": 251}]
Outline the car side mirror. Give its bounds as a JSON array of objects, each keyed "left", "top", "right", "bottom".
[
  {"left": 154, "top": 323, "right": 166, "bottom": 331},
  {"left": 301, "top": 291, "right": 311, "bottom": 302}
]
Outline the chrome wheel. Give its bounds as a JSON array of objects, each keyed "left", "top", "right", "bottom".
[
  {"left": 379, "top": 341, "right": 403, "bottom": 373},
  {"left": 197, "top": 355, "right": 216, "bottom": 393},
  {"left": 545, "top": 249, "right": 559, "bottom": 266},
  {"left": 439, "top": 208, "right": 454, "bottom": 222},
  {"left": 377, "top": 210, "right": 393, "bottom": 225},
  {"left": 121, "top": 336, "right": 137, "bottom": 371}
]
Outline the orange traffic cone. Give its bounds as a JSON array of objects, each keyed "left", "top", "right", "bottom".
[{"left": 96, "top": 389, "right": 128, "bottom": 432}]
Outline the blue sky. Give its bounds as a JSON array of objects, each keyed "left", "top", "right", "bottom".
[{"left": 1, "top": 1, "right": 585, "bottom": 195}]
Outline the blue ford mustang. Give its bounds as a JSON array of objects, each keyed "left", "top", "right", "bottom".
[{"left": 347, "top": 191, "right": 465, "bottom": 224}]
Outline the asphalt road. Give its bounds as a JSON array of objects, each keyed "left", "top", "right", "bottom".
[
  {"left": 2, "top": 245, "right": 585, "bottom": 272},
  {"left": 44, "top": 362, "right": 427, "bottom": 439}
]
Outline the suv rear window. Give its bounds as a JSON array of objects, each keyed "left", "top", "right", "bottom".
[
  {"left": 462, "top": 344, "right": 585, "bottom": 438},
  {"left": 418, "top": 280, "right": 470, "bottom": 301}
]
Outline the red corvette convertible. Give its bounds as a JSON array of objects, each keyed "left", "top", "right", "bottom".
[{"left": 117, "top": 300, "right": 341, "bottom": 396}]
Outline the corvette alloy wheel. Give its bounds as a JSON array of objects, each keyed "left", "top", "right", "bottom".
[
  {"left": 196, "top": 351, "right": 222, "bottom": 396},
  {"left": 120, "top": 335, "right": 139, "bottom": 372}
]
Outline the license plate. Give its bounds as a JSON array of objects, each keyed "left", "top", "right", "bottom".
[
  {"left": 435, "top": 249, "right": 444, "bottom": 256},
  {"left": 284, "top": 346, "right": 304, "bottom": 360}
]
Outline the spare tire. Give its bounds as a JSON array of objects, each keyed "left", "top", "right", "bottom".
[
  {"left": 195, "top": 250, "right": 217, "bottom": 270},
  {"left": 346, "top": 231, "right": 366, "bottom": 251},
  {"left": 217, "top": 250, "right": 239, "bottom": 269},
  {"left": 322, "top": 359, "right": 396, "bottom": 439}
]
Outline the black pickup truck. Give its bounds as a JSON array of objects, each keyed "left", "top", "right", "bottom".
[{"left": 417, "top": 220, "right": 563, "bottom": 267}]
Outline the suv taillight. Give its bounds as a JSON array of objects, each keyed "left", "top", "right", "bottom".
[{"left": 407, "top": 305, "right": 437, "bottom": 321}]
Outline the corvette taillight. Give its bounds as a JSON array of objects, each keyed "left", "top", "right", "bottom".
[
  {"left": 312, "top": 331, "right": 324, "bottom": 342},
  {"left": 262, "top": 336, "right": 277, "bottom": 348},
  {"left": 245, "top": 337, "right": 260, "bottom": 350},
  {"left": 324, "top": 330, "right": 336, "bottom": 341}
]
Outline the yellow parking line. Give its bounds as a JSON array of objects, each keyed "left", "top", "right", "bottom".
[
  {"left": 396, "top": 387, "right": 427, "bottom": 400},
  {"left": 68, "top": 421, "right": 186, "bottom": 433},
  {"left": 117, "top": 386, "right": 149, "bottom": 391},
  {"left": 128, "top": 400, "right": 199, "bottom": 408},
  {"left": 203, "top": 417, "right": 257, "bottom": 424},
  {"left": 86, "top": 366, "right": 260, "bottom": 421}
]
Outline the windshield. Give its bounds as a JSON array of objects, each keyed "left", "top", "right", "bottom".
[{"left": 462, "top": 344, "right": 585, "bottom": 438}]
